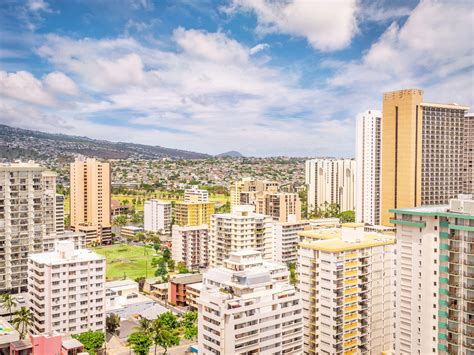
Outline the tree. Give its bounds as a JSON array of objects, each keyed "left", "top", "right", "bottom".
[
  {"left": 176, "top": 262, "right": 189, "bottom": 274},
  {"left": 162, "top": 248, "right": 171, "bottom": 261},
  {"left": 167, "top": 259, "right": 175, "bottom": 271},
  {"left": 127, "top": 332, "right": 152, "bottom": 355},
  {"left": 113, "top": 215, "right": 128, "bottom": 237},
  {"left": 153, "top": 242, "right": 161, "bottom": 253},
  {"left": 158, "top": 312, "right": 178, "bottom": 330},
  {"left": 0, "top": 294, "right": 17, "bottom": 321},
  {"left": 181, "top": 311, "right": 198, "bottom": 340},
  {"left": 339, "top": 210, "right": 355, "bottom": 223},
  {"left": 72, "top": 331, "right": 105, "bottom": 355},
  {"left": 135, "top": 277, "right": 146, "bottom": 292},
  {"left": 11, "top": 307, "right": 32, "bottom": 340},
  {"left": 64, "top": 214, "right": 70, "bottom": 228},
  {"left": 151, "top": 318, "right": 179, "bottom": 355},
  {"left": 106, "top": 313, "right": 120, "bottom": 335},
  {"left": 136, "top": 317, "right": 153, "bottom": 336},
  {"left": 287, "top": 262, "right": 297, "bottom": 287}
]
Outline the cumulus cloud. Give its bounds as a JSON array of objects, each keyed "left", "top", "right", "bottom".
[
  {"left": 225, "top": 0, "right": 359, "bottom": 51},
  {"left": 43, "top": 71, "right": 78, "bottom": 96},
  {"left": 0, "top": 70, "right": 55, "bottom": 106}
]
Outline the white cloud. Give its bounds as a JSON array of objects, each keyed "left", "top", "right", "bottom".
[
  {"left": 225, "top": 0, "right": 359, "bottom": 51},
  {"left": 43, "top": 71, "right": 78, "bottom": 96},
  {"left": 27, "top": 0, "right": 51, "bottom": 12},
  {"left": 328, "top": 0, "right": 474, "bottom": 105},
  {"left": 250, "top": 43, "right": 269, "bottom": 55},
  {"left": 173, "top": 27, "right": 250, "bottom": 63},
  {"left": 0, "top": 70, "right": 55, "bottom": 106}
]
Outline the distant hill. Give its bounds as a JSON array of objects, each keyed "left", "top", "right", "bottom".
[
  {"left": 216, "top": 151, "right": 243, "bottom": 158},
  {"left": 0, "top": 124, "right": 211, "bottom": 161}
]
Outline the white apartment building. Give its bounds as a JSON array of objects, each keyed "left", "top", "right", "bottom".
[
  {"left": 198, "top": 249, "right": 304, "bottom": 354},
  {"left": 184, "top": 186, "right": 209, "bottom": 203},
  {"left": 272, "top": 220, "right": 310, "bottom": 264},
  {"left": 172, "top": 224, "right": 209, "bottom": 269},
  {"left": 209, "top": 205, "right": 272, "bottom": 266},
  {"left": 305, "top": 159, "right": 356, "bottom": 214},
  {"left": 298, "top": 224, "right": 394, "bottom": 354},
  {"left": 355, "top": 110, "right": 382, "bottom": 225},
  {"left": 144, "top": 200, "right": 172, "bottom": 234},
  {"left": 390, "top": 194, "right": 474, "bottom": 354},
  {"left": 0, "top": 162, "right": 56, "bottom": 293},
  {"left": 28, "top": 241, "right": 106, "bottom": 335},
  {"left": 43, "top": 230, "right": 86, "bottom": 252}
]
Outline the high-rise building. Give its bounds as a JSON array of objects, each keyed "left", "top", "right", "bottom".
[
  {"left": 171, "top": 224, "right": 209, "bottom": 269},
  {"left": 230, "top": 178, "right": 279, "bottom": 207},
  {"left": 198, "top": 250, "right": 304, "bottom": 354},
  {"left": 184, "top": 186, "right": 209, "bottom": 203},
  {"left": 390, "top": 194, "right": 474, "bottom": 354},
  {"left": 144, "top": 200, "right": 172, "bottom": 234},
  {"left": 380, "top": 89, "right": 469, "bottom": 225},
  {"left": 70, "top": 157, "right": 111, "bottom": 245},
  {"left": 255, "top": 191, "right": 302, "bottom": 222},
  {"left": 28, "top": 241, "right": 106, "bottom": 335},
  {"left": 272, "top": 220, "right": 310, "bottom": 264},
  {"left": 356, "top": 110, "right": 382, "bottom": 225},
  {"left": 305, "top": 159, "right": 356, "bottom": 214},
  {"left": 298, "top": 224, "right": 395, "bottom": 354},
  {"left": 464, "top": 113, "right": 474, "bottom": 194},
  {"left": 0, "top": 162, "right": 56, "bottom": 293},
  {"left": 209, "top": 205, "right": 272, "bottom": 266},
  {"left": 174, "top": 201, "right": 215, "bottom": 227},
  {"left": 55, "top": 194, "right": 65, "bottom": 234}
]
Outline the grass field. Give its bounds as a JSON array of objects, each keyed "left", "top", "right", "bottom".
[
  {"left": 92, "top": 244, "right": 158, "bottom": 281},
  {"left": 112, "top": 193, "right": 229, "bottom": 211}
]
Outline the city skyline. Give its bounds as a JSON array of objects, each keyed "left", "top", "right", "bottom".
[{"left": 0, "top": 0, "right": 472, "bottom": 157}]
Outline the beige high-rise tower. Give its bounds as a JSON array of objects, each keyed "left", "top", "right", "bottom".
[
  {"left": 70, "top": 157, "right": 111, "bottom": 245},
  {"left": 381, "top": 89, "right": 469, "bottom": 225}
]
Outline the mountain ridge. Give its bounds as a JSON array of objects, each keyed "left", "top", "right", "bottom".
[{"left": 0, "top": 124, "right": 211, "bottom": 160}]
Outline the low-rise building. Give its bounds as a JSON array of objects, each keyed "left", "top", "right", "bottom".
[
  {"left": 121, "top": 226, "right": 144, "bottom": 240},
  {"left": 198, "top": 249, "right": 303, "bottom": 354},
  {"left": 184, "top": 186, "right": 209, "bottom": 203},
  {"left": 0, "top": 317, "right": 19, "bottom": 354},
  {"left": 105, "top": 280, "right": 155, "bottom": 318},
  {"left": 111, "top": 199, "right": 131, "bottom": 217},
  {"left": 28, "top": 241, "right": 106, "bottom": 335},
  {"left": 172, "top": 225, "right": 209, "bottom": 269},
  {"left": 143, "top": 277, "right": 168, "bottom": 300},
  {"left": 168, "top": 273, "right": 203, "bottom": 307}
]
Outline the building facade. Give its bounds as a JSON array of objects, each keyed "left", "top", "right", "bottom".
[
  {"left": 305, "top": 159, "right": 356, "bottom": 215},
  {"left": 209, "top": 205, "right": 272, "bottom": 266},
  {"left": 230, "top": 178, "right": 279, "bottom": 207},
  {"left": 172, "top": 224, "right": 209, "bottom": 269},
  {"left": 272, "top": 220, "right": 310, "bottom": 264},
  {"left": 356, "top": 110, "right": 382, "bottom": 225},
  {"left": 168, "top": 273, "right": 202, "bottom": 307},
  {"left": 174, "top": 201, "right": 215, "bottom": 227},
  {"left": 298, "top": 225, "right": 395, "bottom": 354},
  {"left": 197, "top": 250, "right": 304, "bottom": 354},
  {"left": 380, "top": 89, "right": 469, "bottom": 225},
  {"left": 0, "top": 162, "right": 54, "bottom": 293},
  {"left": 28, "top": 241, "right": 106, "bottom": 335},
  {"left": 390, "top": 194, "right": 474, "bottom": 354},
  {"left": 184, "top": 186, "right": 209, "bottom": 203},
  {"left": 255, "top": 191, "right": 302, "bottom": 222},
  {"left": 55, "top": 194, "right": 65, "bottom": 234},
  {"left": 465, "top": 113, "right": 474, "bottom": 194},
  {"left": 70, "top": 157, "right": 111, "bottom": 244},
  {"left": 144, "top": 199, "right": 172, "bottom": 234}
]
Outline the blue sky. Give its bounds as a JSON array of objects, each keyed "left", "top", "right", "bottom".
[{"left": 0, "top": 0, "right": 472, "bottom": 157}]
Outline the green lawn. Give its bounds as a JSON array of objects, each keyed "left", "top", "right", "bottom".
[{"left": 92, "top": 244, "right": 158, "bottom": 281}]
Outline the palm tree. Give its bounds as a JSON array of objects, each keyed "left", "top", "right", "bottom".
[
  {"left": 106, "top": 313, "right": 121, "bottom": 335},
  {"left": 136, "top": 317, "right": 152, "bottom": 336},
  {"left": 12, "top": 307, "right": 33, "bottom": 339},
  {"left": 113, "top": 215, "right": 128, "bottom": 239},
  {"left": 0, "top": 294, "right": 17, "bottom": 321}
]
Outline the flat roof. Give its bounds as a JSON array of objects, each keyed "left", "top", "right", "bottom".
[
  {"left": 29, "top": 249, "right": 104, "bottom": 264},
  {"left": 169, "top": 273, "right": 202, "bottom": 285},
  {"left": 299, "top": 233, "right": 395, "bottom": 253},
  {"left": 421, "top": 102, "right": 469, "bottom": 110}
]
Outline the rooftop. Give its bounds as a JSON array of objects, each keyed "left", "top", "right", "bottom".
[
  {"left": 299, "top": 233, "right": 395, "bottom": 253},
  {"left": 169, "top": 273, "right": 202, "bottom": 285}
]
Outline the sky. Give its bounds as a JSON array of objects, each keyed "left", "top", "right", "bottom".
[{"left": 0, "top": 0, "right": 472, "bottom": 157}]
